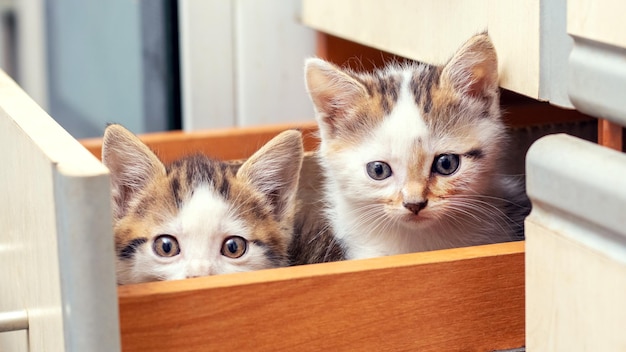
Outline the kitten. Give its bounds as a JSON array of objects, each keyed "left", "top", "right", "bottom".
[
  {"left": 102, "top": 125, "right": 303, "bottom": 284},
  {"left": 302, "top": 34, "right": 529, "bottom": 261}
]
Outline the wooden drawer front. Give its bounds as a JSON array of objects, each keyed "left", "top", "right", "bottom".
[
  {"left": 0, "top": 70, "right": 120, "bottom": 352},
  {"left": 526, "top": 134, "right": 626, "bottom": 350},
  {"left": 118, "top": 242, "right": 524, "bottom": 352},
  {"left": 302, "top": 0, "right": 573, "bottom": 107}
]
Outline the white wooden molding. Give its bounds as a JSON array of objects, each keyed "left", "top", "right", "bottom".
[
  {"left": 526, "top": 134, "right": 626, "bottom": 350},
  {"left": 179, "top": 0, "right": 315, "bottom": 130},
  {"left": 568, "top": 37, "right": 626, "bottom": 124},
  {"left": 178, "top": 0, "right": 236, "bottom": 130},
  {"left": 567, "top": 0, "right": 626, "bottom": 123}
]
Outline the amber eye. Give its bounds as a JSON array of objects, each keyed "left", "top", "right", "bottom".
[
  {"left": 366, "top": 161, "right": 393, "bottom": 180},
  {"left": 152, "top": 235, "right": 180, "bottom": 257},
  {"left": 432, "top": 154, "right": 460, "bottom": 176},
  {"left": 221, "top": 236, "right": 248, "bottom": 258}
]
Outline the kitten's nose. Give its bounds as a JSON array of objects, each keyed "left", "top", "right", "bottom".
[
  {"left": 403, "top": 200, "right": 428, "bottom": 215},
  {"left": 186, "top": 261, "right": 212, "bottom": 278}
]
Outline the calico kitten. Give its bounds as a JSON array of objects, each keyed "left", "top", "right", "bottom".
[
  {"left": 302, "top": 34, "right": 529, "bottom": 261},
  {"left": 102, "top": 125, "right": 303, "bottom": 284}
]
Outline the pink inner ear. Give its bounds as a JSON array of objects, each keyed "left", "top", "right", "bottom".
[
  {"left": 466, "top": 61, "right": 498, "bottom": 98},
  {"left": 306, "top": 59, "right": 368, "bottom": 114},
  {"left": 441, "top": 34, "right": 499, "bottom": 98}
]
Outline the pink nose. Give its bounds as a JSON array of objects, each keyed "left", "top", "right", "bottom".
[{"left": 186, "top": 261, "right": 212, "bottom": 278}]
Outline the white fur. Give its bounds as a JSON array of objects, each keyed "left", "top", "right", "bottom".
[
  {"left": 123, "top": 185, "right": 273, "bottom": 283},
  {"left": 319, "top": 69, "right": 512, "bottom": 259}
]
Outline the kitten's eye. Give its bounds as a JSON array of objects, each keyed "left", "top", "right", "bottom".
[
  {"left": 432, "top": 154, "right": 460, "bottom": 176},
  {"left": 366, "top": 161, "right": 392, "bottom": 180},
  {"left": 221, "top": 236, "right": 248, "bottom": 258},
  {"left": 153, "top": 235, "right": 180, "bottom": 257}
]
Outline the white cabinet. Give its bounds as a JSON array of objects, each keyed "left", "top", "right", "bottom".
[
  {"left": 302, "top": 0, "right": 572, "bottom": 107},
  {"left": 567, "top": 0, "right": 626, "bottom": 125},
  {"left": 525, "top": 1, "right": 626, "bottom": 350},
  {"left": 179, "top": 0, "right": 317, "bottom": 130},
  {"left": 526, "top": 135, "right": 626, "bottom": 351},
  {"left": 0, "top": 71, "right": 120, "bottom": 352},
  {"left": 302, "top": 1, "right": 626, "bottom": 350}
]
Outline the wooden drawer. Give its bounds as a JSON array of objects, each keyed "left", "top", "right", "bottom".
[
  {"left": 302, "top": 0, "right": 572, "bottom": 107},
  {"left": 80, "top": 106, "right": 594, "bottom": 352},
  {"left": 80, "top": 123, "right": 532, "bottom": 352},
  {"left": 1, "top": 66, "right": 596, "bottom": 351}
]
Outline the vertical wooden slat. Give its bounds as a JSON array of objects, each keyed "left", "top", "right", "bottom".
[
  {"left": 598, "top": 118, "right": 623, "bottom": 151},
  {"left": 315, "top": 31, "right": 329, "bottom": 59}
]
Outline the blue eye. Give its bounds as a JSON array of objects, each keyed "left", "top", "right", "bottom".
[
  {"left": 221, "top": 236, "right": 248, "bottom": 258},
  {"left": 153, "top": 235, "right": 180, "bottom": 257},
  {"left": 432, "top": 154, "right": 460, "bottom": 175},
  {"left": 366, "top": 161, "right": 392, "bottom": 180}
]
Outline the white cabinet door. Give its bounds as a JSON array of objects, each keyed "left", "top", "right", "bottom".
[
  {"left": 0, "top": 70, "right": 120, "bottom": 352},
  {"left": 302, "top": 0, "right": 572, "bottom": 107},
  {"left": 179, "top": 0, "right": 316, "bottom": 131}
]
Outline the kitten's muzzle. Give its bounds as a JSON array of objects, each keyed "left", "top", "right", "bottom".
[{"left": 403, "top": 200, "right": 428, "bottom": 215}]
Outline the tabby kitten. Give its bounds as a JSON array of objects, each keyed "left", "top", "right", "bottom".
[
  {"left": 303, "top": 34, "right": 529, "bottom": 260},
  {"left": 102, "top": 125, "right": 303, "bottom": 284}
]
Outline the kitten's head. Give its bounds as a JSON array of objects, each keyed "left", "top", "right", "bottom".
[
  {"left": 305, "top": 34, "right": 506, "bottom": 232},
  {"left": 102, "top": 125, "right": 303, "bottom": 284}
]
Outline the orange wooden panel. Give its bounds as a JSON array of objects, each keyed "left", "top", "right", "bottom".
[
  {"left": 598, "top": 119, "right": 623, "bottom": 151},
  {"left": 80, "top": 122, "right": 319, "bottom": 163},
  {"left": 316, "top": 32, "right": 409, "bottom": 71},
  {"left": 118, "top": 241, "right": 525, "bottom": 352},
  {"left": 501, "top": 99, "right": 594, "bottom": 128}
]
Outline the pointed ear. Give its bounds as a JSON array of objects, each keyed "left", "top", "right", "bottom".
[
  {"left": 304, "top": 58, "right": 368, "bottom": 139},
  {"left": 102, "top": 124, "right": 166, "bottom": 220},
  {"left": 440, "top": 34, "right": 499, "bottom": 99},
  {"left": 237, "top": 130, "right": 304, "bottom": 222}
]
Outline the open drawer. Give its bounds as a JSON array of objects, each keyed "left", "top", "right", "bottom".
[
  {"left": 80, "top": 123, "right": 533, "bottom": 352},
  {"left": 80, "top": 113, "right": 596, "bottom": 352},
  {"left": 2, "top": 66, "right": 596, "bottom": 351}
]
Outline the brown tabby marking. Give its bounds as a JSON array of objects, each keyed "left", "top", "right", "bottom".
[
  {"left": 104, "top": 125, "right": 303, "bottom": 283},
  {"left": 113, "top": 155, "right": 287, "bottom": 263},
  {"left": 301, "top": 34, "right": 529, "bottom": 261}
]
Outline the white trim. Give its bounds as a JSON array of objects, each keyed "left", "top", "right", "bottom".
[
  {"left": 15, "top": 0, "right": 48, "bottom": 110},
  {"left": 179, "top": 0, "right": 236, "bottom": 131}
]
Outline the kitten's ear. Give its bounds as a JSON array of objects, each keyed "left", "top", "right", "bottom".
[
  {"left": 102, "top": 124, "right": 166, "bottom": 220},
  {"left": 305, "top": 58, "right": 368, "bottom": 138},
  {"left": 237, "top": 130, "right": 304, "bottom": 222},
  {"left": 440, "top": 34, "right": 499, "bottom": 98}
]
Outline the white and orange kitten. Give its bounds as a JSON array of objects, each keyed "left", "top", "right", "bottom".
[
  {"left": 102, "top": 125, "right": 303, "bottom": 284},
  {"left": 303, "top": 34, "right": 529, "bottom": 260}
]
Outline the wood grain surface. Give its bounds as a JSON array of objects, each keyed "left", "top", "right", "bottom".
[
  {"left": 598, "top": 119, "right": 623, "bottom": 151},
  {"left": 81, "top": 122, "right": 320, "bottom": 163},
  {"left": 118, "top": 241, "right": 525, "bottom": 352}
]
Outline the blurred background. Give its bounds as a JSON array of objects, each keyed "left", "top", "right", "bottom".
[{"left": 0, "top": 0, "right": 316, "bottom": 138}]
